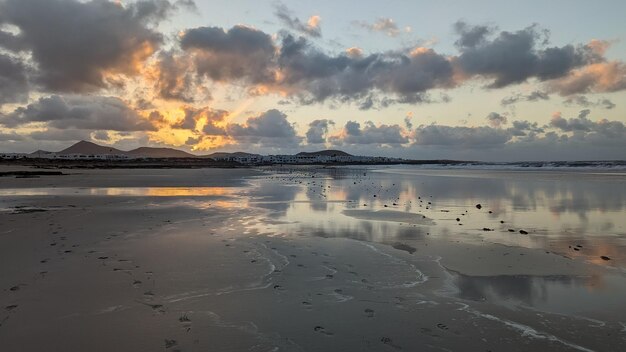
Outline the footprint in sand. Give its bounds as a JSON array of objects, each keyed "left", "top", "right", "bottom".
[
  {"left": 132, "top": 280, "right": 142, "bottom": 288},
  {"left": 364, "top": 308, "right": 375, "bottom": 318},
  {"left": 419, "top": 327, "right": 440, "bottom": 337},
  {"left": 301, "top": 301, "right": 313, "bottom": 310},
  {"left": 179, "top": 314, "right": 192, "bottom": 332},
  {"left": 140, "top": 302, "right": 166, "bottom": 314},
  {"left": 380, "top": 337, "right": 401, "bottom": 350},
  {"left": 313, "top": 326, "right": 334, "bottom": 336},
  {"left": 164, "top": 339, "right": 178, "bottom": 349},
  {"left": 5, "top": 305, "right": 18, "bottom": 311},
  {"left": 436, "top": 323, "right": 449, "bottom": 330}
]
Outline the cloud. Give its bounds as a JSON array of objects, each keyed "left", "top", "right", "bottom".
[
  {"left": 274, "top": 3, "right": 321, "bottom": 38},
  {"left": 165, "top": 106, "right": 228, "bottom": 135},
  {"left": 168, "top": 22, "right": 626, "bottom": 107},
  {"left": 454, "top": 21, "right": 494, "bottom": 48},
  {"left": 330, "top": 121, "right": 408, "bottom": 145},
  {"left": 277, "top": 34, "right": 455, "bottom": 105},
  {"left": 501, "top": 90, "right": 549, "bottom": 106},
  {"left": 0, "top": 0, "right": 187, "bottom": 92},
  {"left": 225, "top": 109, "right": 302, "bottom": 147},
  {"left": 0, "top": 54, "right": 28, "bottom": 105},
  {"left": 200, "top": 109, "right": 229, "bottom": 135},
  {"left": 404, "top": 113, "right": 414, "bottom": 129},
  {"left": 508, "top": 120, "right": 544, "bottom": 136},
  {"left": 28, "top": 128, "right": 94, "bottom": 141},
  {"left": 550, "top": 110, "right": 596, "bottom": 132},
  {"left": 455, "top": 22, "right": 602, "bottom": 88},
  {"left": 1, "top": 95, "right": 156, "bottom": 131},
  {"left": 306, "top": 119, "right": 334, "bottom": 144},
  {"left": 413, "top": 125, "right": 512, "bottom": 147},
  {"left": 563, "top": 95, "right": 615, "bottom": 109},
  {"left": 355, "top": 18, "right": 409, "bottom": 37},
  {"left": 153, "top": 51, "right": 199, "bottom": 102},
  {"left": 180, "top": 25, "right": 277, "bottom": 84},
  {"left": 0, "top": 131, "right": 24, "bottom": 141},
  {"left": 548, "top": 61, "right": 626, "bottom": 95},
  {"left": 486, "top": 112, "right": 507, "bottom": 128}
]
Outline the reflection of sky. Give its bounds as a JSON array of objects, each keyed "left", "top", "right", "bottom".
[
  {"left": 243, "top": 167, "right": 626, "bottom": 318},
  {"left": 247, "top": 168, "right": 626, "bottom": 259},
  {"left": 0, "top": 187, "right": 238, "bottom": 197},
  {"left": 451, "top": 271, "right": 626, "bottom": 320}
]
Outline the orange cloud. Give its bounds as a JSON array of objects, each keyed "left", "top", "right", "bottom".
[{"left": 549, "top": 61, "right": 626, "bottom": 95}]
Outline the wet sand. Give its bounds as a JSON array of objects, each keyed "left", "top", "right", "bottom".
[{"left": 1, "top": 165, "right": 625, "bottom": 351}]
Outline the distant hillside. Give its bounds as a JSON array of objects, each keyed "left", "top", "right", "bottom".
[
  {"left": 297, "top": 150, "right": 352, "bottom": 157},
  {"left": 202, "top": 152, "right": 260, "bottom": 159},
  {"left": 127, "top": 147, "right": 195, "bottom": 158},
  {"left": 58, "top": 141, "right": 124, "bottom": 155},
  {"left": 30, "top": 150, "right": 54, "bottom": 156},
  {"left": 44, "top": 141, "right": 352, "bottom": 160}
]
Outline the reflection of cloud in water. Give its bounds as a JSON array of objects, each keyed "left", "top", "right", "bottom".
[
  {"left": 248, "top": 183, "right": 300, "bottom": 217},
  {"left": 450, "top": 270, "right": 626, "bottom": 319}
]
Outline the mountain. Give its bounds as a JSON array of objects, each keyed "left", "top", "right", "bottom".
[
  {"left": 202, "top": 152, "right": 260, "bottom": 159},
  {"left": 126, "top": 147, "right": 195, "bottom": 158},
  {"left": 58, "top": 141, "right": 125, "bottom": 155},
  {"left": 30, "top": 150, "right": 54, "bottom": 156},
  {"left": 297, "top": 150, "right": 352, "bottom": 157}
]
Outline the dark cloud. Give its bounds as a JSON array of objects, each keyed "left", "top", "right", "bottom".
[
  {"left": 1, "top": 95, "right": 156, "bottom": 131},
  {"left": 455, "top": 23, "right": 601, "bottom": 88},
  {"left": 0, "top": 54, "right": 28, "bottom": 105},
  {"left": 330, "top": 121, "right": 408, "bottom": 145},
  {"left": 508, "top": 120, "right": 544, "bottom": 136},
  {"left": 486, "top": 112, "right": 507, "bottom": 128},
  {"left": 226, "top": 109, "right": 302, "bottom": 147},
  {"left": 201, "top": 109, "right": 228, "bottom": 136},
  {"left": 306, "top": 119, "right": 334, "bottom": 144},
  {"left": 28, "top": 128, "right": 93, "bottom": 141},
  {"left": 274, "top": 3, "right": 321, "bottom": 38},
  {"left": 154, "top": 52, "right": 199, "bottom": 102},
  {"left": 413, "top": 125, "right": 511, "bottom": 147},
  {"left": 550, "top": 110, "right": 595, "bottom": 132},
  {"left": 404, "top": 115, "right": 413, "bottom": 129},
  {"left": 0, "top": 131, "right": 24, "bottom": 141},
  {"left": 454, "top": 21, "right": 493, "bottom": 49},
  {"left": 501, "top": 90, "right": 549, "bottom": 106},
  {"left": 0, "top": 0, "right": 184, "bottom": 92},
  {"left": 563, "top": 95, "right": 615, "bottom": 110},
  {"left": 180, "top": 25, "right": 277, "bottom": 84},
  {"left": 170, "top": 22, "right": 625, "bottom": 107},
  {"left": 93, "top": 130, "right": 111, "bottom": 141},
  {"left": 0, "top": 28, "right": 27, "bottom": 52},
  {"left": 277, "top": 34, "right": 455, "bottom": 105},
  {"left": 546, "top": 39, "right": 626, "bottom": 95}
]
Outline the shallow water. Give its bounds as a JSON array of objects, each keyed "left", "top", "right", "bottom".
[
  {"left": 243, "top": 166, "right": 626, "bottom": 319},
  {"left": 0, "top": 186, "right": 239, "bottom": 197}
]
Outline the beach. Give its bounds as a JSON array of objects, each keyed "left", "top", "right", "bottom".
[{"left": 1, "top": 165, "right": 625, "bottom": 351}]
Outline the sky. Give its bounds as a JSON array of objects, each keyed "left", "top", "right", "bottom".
[{"left": 0, "top": 0, "right": 625, "bottom": 161}]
